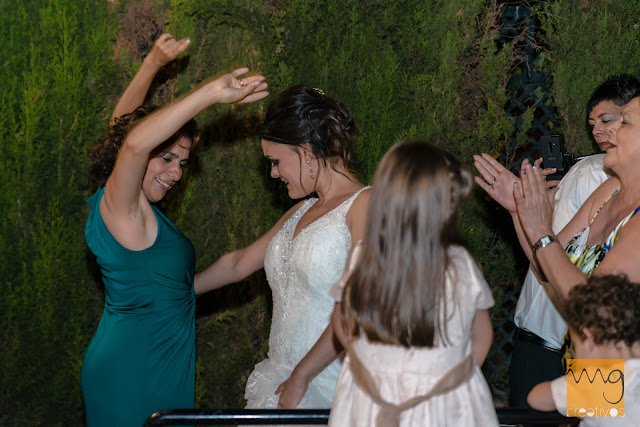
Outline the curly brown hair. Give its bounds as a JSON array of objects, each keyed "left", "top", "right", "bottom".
[
  {"left": 89, "top": 105, "right": 199, "bottom": 187},
  {"left": 564, "top": 274, "right": 640, "bottom": 346}
]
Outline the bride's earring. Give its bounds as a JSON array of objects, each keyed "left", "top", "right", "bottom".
[{"left": 307, "top": 160, "right": 315, "bottom": 179}]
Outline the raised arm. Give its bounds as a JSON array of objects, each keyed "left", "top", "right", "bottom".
[
  {"left": 102, "top": 69, "right": 268, "bottom": 249},
  {"left": 111, "top": 34, "right": 191, "bottom": 125}
]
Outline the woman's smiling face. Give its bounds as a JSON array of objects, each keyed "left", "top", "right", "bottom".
[
  {"left": 142, "top": 137, "right": 191, "bottom": 203},
  {"left": 261, "top": 138, "right": 313, "bottom": 199}
]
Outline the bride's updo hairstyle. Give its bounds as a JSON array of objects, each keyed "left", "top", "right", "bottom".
[
  {"left": 259, "top": 84, "right": 358, "bottom": 171},
  {"left": 344, "top": 140, "right": 472, "bottom": 348}
]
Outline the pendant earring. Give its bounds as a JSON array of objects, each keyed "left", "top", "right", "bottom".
[{"left": 307, "top": 160, "right": 315, "bottom": 179}]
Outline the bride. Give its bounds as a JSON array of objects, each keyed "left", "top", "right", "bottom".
[{"left": 195, "top": 84, "right": 370, "bottom": 408}]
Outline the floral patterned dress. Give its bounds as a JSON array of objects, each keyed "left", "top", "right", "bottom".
[{"left": 561, "top": 188, "right": 640, "bottom": 364}]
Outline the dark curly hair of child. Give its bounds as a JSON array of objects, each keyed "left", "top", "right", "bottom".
[
  {"left": 563, "top": 274, "right": 640, "bottom": 347},
  {"left": 89, "top": 105, "right": 199, "bottom": 187}
]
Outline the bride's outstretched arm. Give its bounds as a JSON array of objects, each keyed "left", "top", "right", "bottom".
[
  {"left": 275, "top": 322, "right": 341, "bottom": 408},
  {"left": 194, "top": 201, "right": 301, "bottom": 295}
]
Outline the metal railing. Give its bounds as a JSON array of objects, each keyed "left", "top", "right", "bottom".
[{"left": 144, "top": 407, "right": 579, "bottom": 426}]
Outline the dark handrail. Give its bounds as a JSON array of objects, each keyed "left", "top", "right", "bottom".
[
  {"left": 144, "top": 407, "right": 579, "bottom": 425},
  {"left": 144, "top": 409, "right": 330, "bottom": 425}
]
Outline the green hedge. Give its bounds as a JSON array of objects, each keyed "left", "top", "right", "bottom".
[
  {"left": 2, "top": 0, "right": 640, "bottom": 424},
  {"left": 0, "top": 0, "right": 117, "bottom": 424}
]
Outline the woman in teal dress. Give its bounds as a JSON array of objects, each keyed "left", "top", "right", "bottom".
[
  {"left": 82, "top": 34, "right": 268, "bottom": 426},
  {"left": 474, "top": 81, "right": 640, "bottom": 299}
]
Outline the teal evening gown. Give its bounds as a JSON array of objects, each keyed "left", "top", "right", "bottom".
[{"left": 82, "top": 188, "right": 196, "bottom": 426}]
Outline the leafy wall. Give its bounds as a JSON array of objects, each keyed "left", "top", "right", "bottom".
[
  {"left": 1, "top": 0, "right": 639, "bottom": 424},
  {"left": 0, "top": 0, "right": 117, "bottom": 424}
]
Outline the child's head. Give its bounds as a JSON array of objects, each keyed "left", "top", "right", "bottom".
[
  {"left": 345, "top": 140, "right": 471, "bottom": 348},
  {"left": 564, "top": 274, "right": 640, "bottom": 358}
]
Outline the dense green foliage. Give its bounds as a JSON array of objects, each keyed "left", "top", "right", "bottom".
[
  {"left": 2, "top": 0, "right": 640, "bottom": 424},
  {"left": 0, "top": 0, "right": 117, "bottom": 424}
]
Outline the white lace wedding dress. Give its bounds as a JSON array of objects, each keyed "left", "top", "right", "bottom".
[{"left": 245, "top": 187, "right": 368, "bottom": 409}]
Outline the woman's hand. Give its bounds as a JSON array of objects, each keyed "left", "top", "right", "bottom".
[
  {"left": 473, "top": 154, "right": 520, "bottom": 213},
  {"left": 145, "top": 33, "right": 191, "bottom": 69},
  {"left": 514, "top": 159, "right": 555, "bottom": 243},
  {"left": 110, "top": 33, "right": 192, "bottom": 125},
  {"left": 474, "top": 154, "right": 558, "bottom": 214},
  {"left": 206, "top": 68, "right": 269, "bottom": 105},
  {"left": 275, "top": 372, "right": 309, "bottom": 409}
]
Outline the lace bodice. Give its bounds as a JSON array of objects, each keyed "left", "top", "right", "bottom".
[{"left": 263, "top": 189, "right": 367, "bottom": 369}]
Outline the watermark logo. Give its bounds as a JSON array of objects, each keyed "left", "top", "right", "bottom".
[{"left": 566, "top": 359, "right": 624, "bottom": 418}]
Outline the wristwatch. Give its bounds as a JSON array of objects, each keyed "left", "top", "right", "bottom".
[{"left": 532, "top": 235, "right": 557, "bottom": 254}]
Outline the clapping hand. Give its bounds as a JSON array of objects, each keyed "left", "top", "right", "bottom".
[
  {"left": 146, "top": 33, "right": 191, "bottom": 69},
  {"left": 474, "top": 154, "right": 558, "bottom": 213},
  {"left": 473, "top": 154, "right": 520, "bottom": 213},
  {"left": 514, "top": 159, "right": 555, "bottom": 243}
]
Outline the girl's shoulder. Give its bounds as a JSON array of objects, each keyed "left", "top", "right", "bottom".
[
  {"left": 446, "top": 245, "right": 484, "bottom": 285},
  {"left": 446, "top": 245, "right": 475, "bottom": 266},
  {"left": 446, "top": 245, "right": 494, "bottom": 310}
]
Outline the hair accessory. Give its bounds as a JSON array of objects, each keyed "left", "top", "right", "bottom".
[{"left": 313, "top": 88, "right": 325, "bottom": 96}]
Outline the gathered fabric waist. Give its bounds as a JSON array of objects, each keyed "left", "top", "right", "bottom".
[
  {"left": 351, "top": 337, "right": 470, "bottom": 376},
  {"left": 347, "top": 346, "right": 475, "bottom": 427}
]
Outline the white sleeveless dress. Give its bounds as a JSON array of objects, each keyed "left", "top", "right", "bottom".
[{"left": 245, "top": 187, "right": 368, "bottom": 409}]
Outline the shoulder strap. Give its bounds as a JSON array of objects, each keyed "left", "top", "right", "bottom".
[
  {"left": 340, "top": 186, "right": 370, "bottom": 213},
  {"left": 590, "top": 188, "right": 619, "bottom": 225}
]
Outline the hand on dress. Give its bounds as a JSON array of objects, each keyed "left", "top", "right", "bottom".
[
  {"left": 145, "top": 33, "right": 191, "bottom": 69},
  {"left": 514, "top": 159, "right": 555, "bottom": 242},
  {"left": 206, "top": 67, "right": 269, "bottom": 104},
  {"left": 275, "top": 373, "right": 308, "bottom": 409}
]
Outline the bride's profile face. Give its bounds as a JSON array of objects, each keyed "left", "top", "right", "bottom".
[{"left": 261, "top": 139, "right": 313, "bottom": 199}]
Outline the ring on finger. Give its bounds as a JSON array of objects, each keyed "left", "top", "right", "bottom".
[
  {"left": 239, "top": 79, "right": 244, "bottom": 87},
  {"left": 490, "top": 179, "right": 496, "bottom": 188}
]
